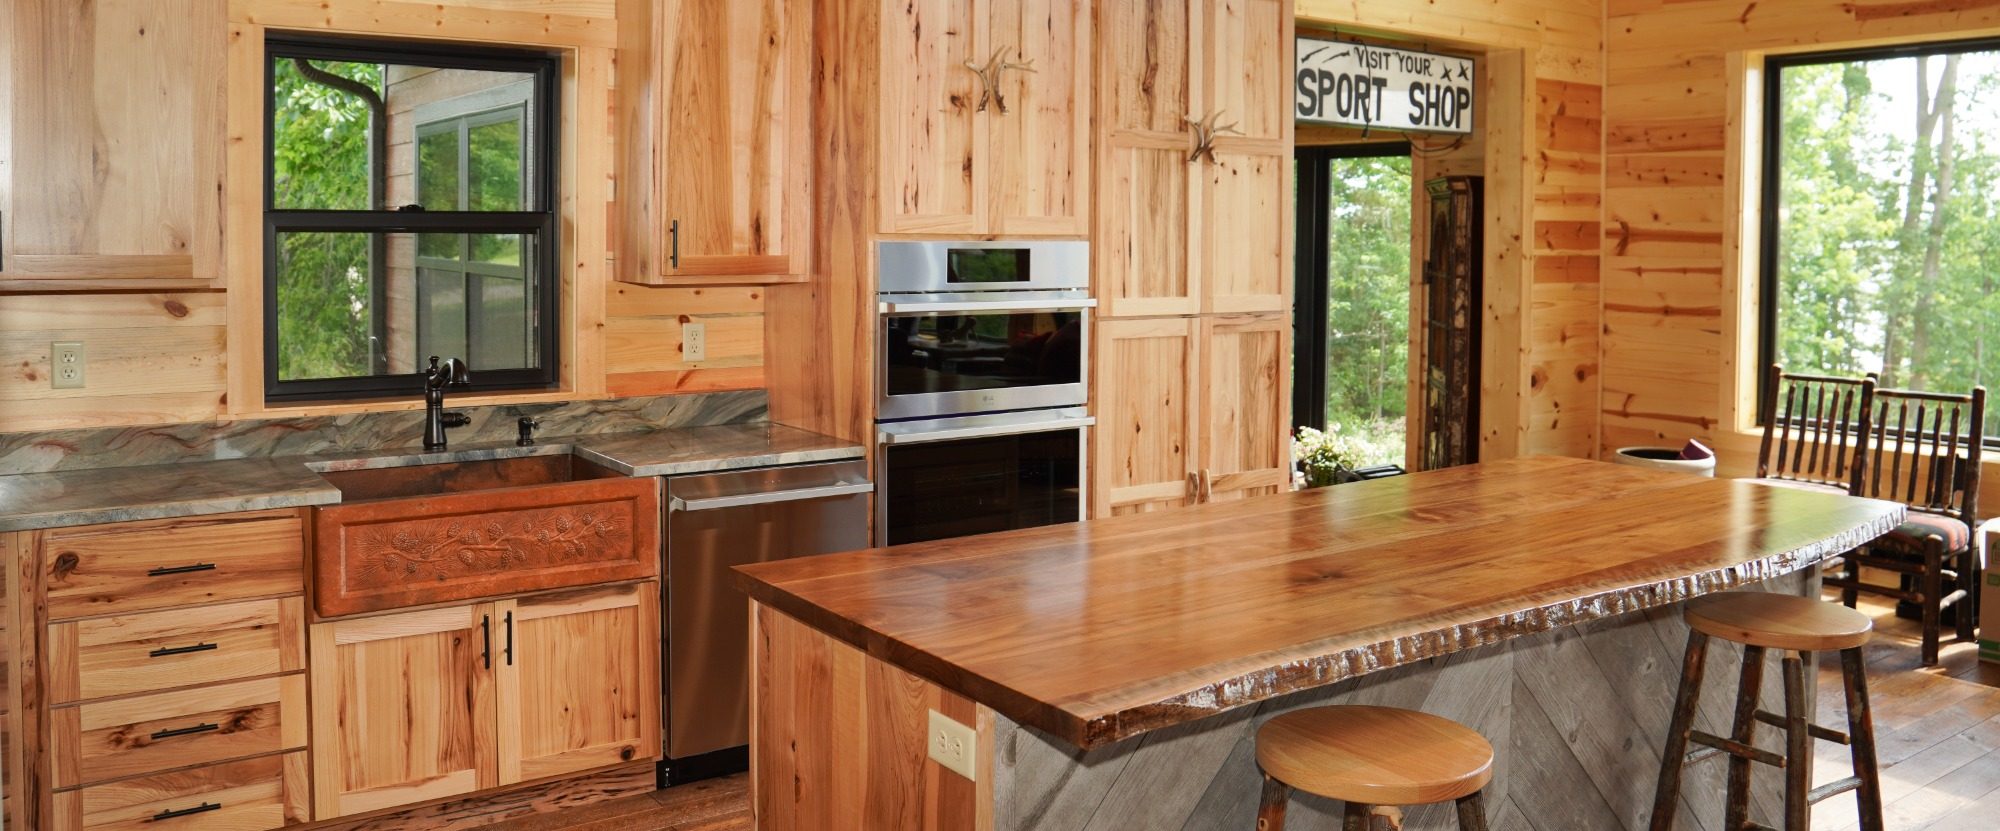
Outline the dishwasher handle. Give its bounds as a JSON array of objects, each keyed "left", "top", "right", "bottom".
[{"left": 669, "top": 481, "right": 875, "bottom": 512}]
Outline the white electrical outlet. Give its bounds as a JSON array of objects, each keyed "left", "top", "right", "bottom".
[
  {"left": 683, "top": 322, "right": 707, "bottom": 362},
  {"left": 927, "top": 709, "right": 977, "bottom": 781},
  {"left": 51, "top": 341, "right": 85, "bottom": 389}
]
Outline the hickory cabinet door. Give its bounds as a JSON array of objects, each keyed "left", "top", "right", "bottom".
[
  {"left": 1093, "top": 317, "right": 1201, "bottom": 517},
  {"left": 309, "top": 603, "right": 499, "bottom": 819},
  {"left": 987, "top": 0, "right": 1091, "bottom": 236},
  {"left": 494, "top": 583, "right": 661, "bottom": 784},
  {"left": 0, "top": 0, "right": 224, "bottom": 285},
  {"left": 622, "top": 0, "right": 812, "bottom": 284},
  {"left": 1094, "top": 0, "right": 1199, "bottom": 317},
  {"left": 1199, "top": 313, "right": 1292, "bottom": 502},
  {"left": 878, "top": 0, "right": 989, "bottom": 235}
]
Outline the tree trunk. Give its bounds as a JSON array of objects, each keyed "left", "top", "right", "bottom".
[
  {"left": 1882, "top": 57, "right": 1945, "bottom": 387},
  {"left": 1909, "top": 54, "right": 1960, "bottom": 391}
]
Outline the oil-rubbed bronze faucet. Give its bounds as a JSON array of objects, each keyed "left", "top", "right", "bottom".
[{"left": 423, "top": 356, "right": 471, "bottom": 451}]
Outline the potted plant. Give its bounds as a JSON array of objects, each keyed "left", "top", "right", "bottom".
[{"left": 1293, "top": 425, "right": 1361, "bottom": 489}]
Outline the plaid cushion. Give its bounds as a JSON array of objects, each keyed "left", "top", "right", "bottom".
[
  {"left": 1876, "top": 512, "right": 1973, "bottom": 553},
  {"left": 1748, "top": 478, "right": 1850, "bottom": 496}
]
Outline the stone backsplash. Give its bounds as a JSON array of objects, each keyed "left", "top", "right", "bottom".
[{"left": 0, "top": 390, "right": 767, "bottom": 475}]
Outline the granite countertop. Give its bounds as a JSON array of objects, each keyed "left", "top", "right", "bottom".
[{"left": 0, "top": 421, "right": 861, "bottom": 532}]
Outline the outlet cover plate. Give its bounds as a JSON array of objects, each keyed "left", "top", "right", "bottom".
[
  {"left": 927, "top": 709, "right": 977, "bottom": 781},
  {"left": 683, "top": 322, "right": 707, "bottom": 362},
  {"left": 51, "top": 341, "right": 85, "bottom": 389}
]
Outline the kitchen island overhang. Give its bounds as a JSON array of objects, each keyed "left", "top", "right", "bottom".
[{"left": 736, "top": 457, "right": 1905, "bottom": 830}]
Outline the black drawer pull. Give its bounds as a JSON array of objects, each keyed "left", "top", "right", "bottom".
[
  {"left": 149, "top": 642, "right": 218, "bottom": 658},
  {"left": 150, "top": 722, "right": 220, "bottom": 741},
  {"left": 147, "top": 563, "right": 217, "bottom": 577},
  {"left": 153, "top": 802, "right": 222, "bottom": 821}
]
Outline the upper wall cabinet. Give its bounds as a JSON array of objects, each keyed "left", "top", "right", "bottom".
[
  {"left": 1095, "top": 0, "right": 1290, "bottom": 317},
  {"left": 0, "top": 0, "right": 225, "bottom": 288},
  {"left": 878, "top": 0, "right": 1091, "bottom": 237},
  {"left": 617, "top": 0, "right": 812, "bottom": 284}
]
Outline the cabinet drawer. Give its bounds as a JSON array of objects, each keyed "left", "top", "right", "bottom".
[
  {"left": 52, "top": 676, "right": 307, "bottom": 789},
  {"left": 44, "top": 512, "right": 305, "bottom": 621},
  {"left": 53, "top": 751, "right": 308, "bottom": 831},
  {"left": 49, "top": 598, "right": 306, "bottom": 705},
  {"left": 52, "top": 751, "right": 309, "bottom": 831}
]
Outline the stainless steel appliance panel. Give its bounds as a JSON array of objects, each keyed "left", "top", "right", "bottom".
[
  {"left": 876, "top": 304, "right": 1090, "bottom": 421},
  {"left": 876, "top": 409, "right": 1091, "bottom": 546},
  {"left": 664, "top": 461, "right": 871, "bottom": 760},
  {"left": 877, "top": 240, "right": 1089, "bottom": 294}
]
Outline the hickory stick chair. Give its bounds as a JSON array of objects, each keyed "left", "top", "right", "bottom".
[
  {"left": 1824, "top": 385, "right": 1986, "bottom": 666},
  {"left": 1752, "top": 364, "right": 1877, "bottom": 495}
]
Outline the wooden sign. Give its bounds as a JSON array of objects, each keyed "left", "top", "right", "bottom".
[{"left": 1295, "top": 38, "right": 1475, "bottom": 135}]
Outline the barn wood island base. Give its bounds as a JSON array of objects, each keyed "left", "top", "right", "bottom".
[{"left": 735, "top": 457, "right": 1906, "bottom": 830}]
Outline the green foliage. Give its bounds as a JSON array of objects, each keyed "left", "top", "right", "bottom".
[
  {"left": 271, "top": 59, "right": 380, "bottom": 382},
  {"left": 1775, "top": 56, "right": 2000, "bottom": 436},
  {"left": 1320, "top": 154, "right": 1414, "bottom": 466}
]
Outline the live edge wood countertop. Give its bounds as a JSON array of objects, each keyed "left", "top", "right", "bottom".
[{"left": 735, "top": 456, "right": 1906, "bottom": 749}]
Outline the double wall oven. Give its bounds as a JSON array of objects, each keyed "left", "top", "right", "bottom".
[{"left": 875, "top": 241, "right": 1094, "bottom": 546}]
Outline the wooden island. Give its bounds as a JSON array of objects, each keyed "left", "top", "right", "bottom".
[{"left": 734, "top": 457, "right": 1904, "bottom": 830}]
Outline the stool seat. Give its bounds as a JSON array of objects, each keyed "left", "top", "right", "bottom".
[
  {"left": 1685, "top": 592, "right": 1873, "bottom": 652},
  {"left": 1255, "top": 705, "right": 1494, "bottom": 806}
]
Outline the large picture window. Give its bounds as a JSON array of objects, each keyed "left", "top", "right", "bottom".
[
  {"left": 1760, "top": 39, "right": 2000, "bottom": 439},
  {"left": 264, "top": 35, "right": 559, "bottom": 402}
]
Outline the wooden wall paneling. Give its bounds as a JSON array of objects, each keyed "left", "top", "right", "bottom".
[
  {"left": 1479, "top": 47, "right": 1537, "bottom": 462},
  {"left": 877, "top": 0, "right": 988, "bottom": 235},
  {"left": 493, "top": 583, "right": 659, "bottom": 786},
  {"left": 1295, "top": 0, "right": 1606, "bottom": 463},
  {"left": 228, "top": 0, "right": 616, "bottom": 49},
  {"left": 1094, "top": 0, "right": 1198, "bottom": 318},
  {"left": 750, "top": 602, "right": 991, "bottom": 831},
  {"left": 0, "top": 293, "right": 229, "bottom": 433},
  {"left": 618, "top": 0, "right": 811, "bottom": 284},
  {"left": 1199, "top": 313, "right": 1290, "bottom": 502},
  {"left": 0, "top": 0, "right": 225, "bottom": 287},
  {"left": 1595, "top": 0, "right": 2000, "bottom": 461},
  {"left": 567, "top": 45, "right": 613, "bottom": 398},
  {"left": 604, "top": 284, "right": 767, "bottom": 396},
  {"left": 765, "top": 0, "right": 881, "bottom": 447},
  {"left": 1093, "top": 317, "right": 1199, "bottom": 517},
  {"left": 988, "top": 0, "right": 1092, "bottom": 236},
  {"left": 224, "top": 20, "right": 266, "bottom": 419}
]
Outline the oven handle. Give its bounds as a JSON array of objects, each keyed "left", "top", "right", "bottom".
[
  {"left": 878, "top": 298, "right": 1098, "bottom": 314},
  {"left": 669, "top": 482, "right": 876, "bottom": 512},
  {"left": 879, "top": 415, "right": 1096, "bottom": 446}
]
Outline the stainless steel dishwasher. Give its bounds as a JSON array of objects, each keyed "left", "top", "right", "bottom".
[{"left": 660, "top": 459, "right": 871, "bottom": 784}]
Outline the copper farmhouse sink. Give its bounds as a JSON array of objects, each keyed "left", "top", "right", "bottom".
[{"left": 311, "top": 455, "right": 659, "bottom": 617}]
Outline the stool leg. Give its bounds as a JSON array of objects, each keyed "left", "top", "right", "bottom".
[
  {"left": 1841, "top": 550, "right": 1859, "bottom": 608},
  {"left": 1455, "top": 791, "right": 1490, "bottom": 831},
  {"left": 1256, "top": 774, "right": 1289, "bottom": 831},
  {"left": 1649, "top": 629, "right": 1710, "bottom": 831},
  {"left": 1724, "top": 645, "right": 1767, "bottom": 831},
  {"left": 1957, "top": 545, "right": 1978, "bottom": 644},
  {"left": 1781, "top": 652, "right": 1812, "bottom": 831},
  {"left": 1923, "top": 540, "right": 1944, "bottom": 666},
  {"left": 1341, "top": 801, "right": 1371, "bottom": 831},
  {"left": 1841, "top": 647, "right": 1886, "bottom": 831}
]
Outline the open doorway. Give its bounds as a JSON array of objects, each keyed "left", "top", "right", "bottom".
[{"left": 1293, "top": 143, "right": 1416, "bottom": 470}]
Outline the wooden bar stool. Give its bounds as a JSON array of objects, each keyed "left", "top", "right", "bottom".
[
  {"left": 1648, "top": 592, "right": 1884, "bottom": 831},
  {"left": 1255, "top": 705, "right": 1493, "bottom": 831}
]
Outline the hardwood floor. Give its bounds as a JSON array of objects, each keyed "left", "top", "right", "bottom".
[{"left": 484, "top": 589, "right": 1997, "bottom": 831}]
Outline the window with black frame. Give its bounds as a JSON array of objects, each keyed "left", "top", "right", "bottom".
[
  {"left": 1760, "top": 38, "right": 2000, "bottom": 441},
  {"left": 264, "top": 36, "right": 559, "bottom": 402}
]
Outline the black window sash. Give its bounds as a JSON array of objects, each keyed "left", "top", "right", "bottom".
[
  {"left": 262, "top": 35, "right": 561, "bottom": 403},
  {"left": 1755, "top": 35, "right": 2000, "bottom": 448}
]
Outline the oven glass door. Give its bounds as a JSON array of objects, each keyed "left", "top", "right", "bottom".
[
  {"left": 881, "top": 428, "right": 1083, "bottom": 546},
  {"left": 880, "top": 309, "right": 1085, "bottom": 419}
]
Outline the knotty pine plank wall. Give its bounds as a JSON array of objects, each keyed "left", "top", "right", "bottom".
[
  {"left": 0, "top": 0, "right": 761, "bottom": 434},
  {"left": 1296, "top": 0, "right": 1604, "bottom": 460},
  {"left": 1600, "top": 0, "right": 2000, "bottom": 466}
]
